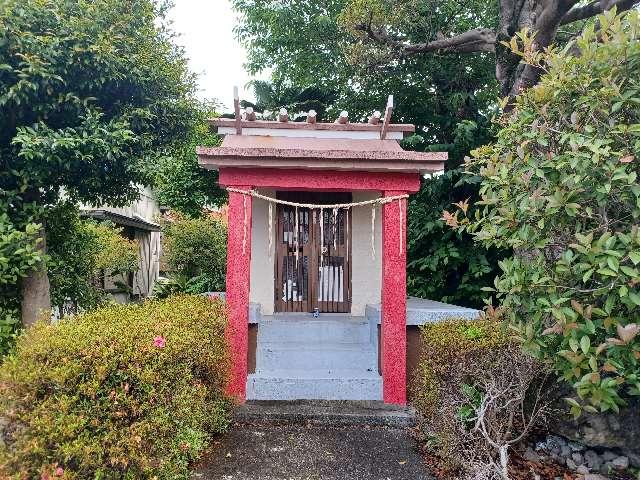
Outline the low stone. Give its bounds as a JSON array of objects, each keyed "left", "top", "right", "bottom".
[
  {"left": 572, "top": 452, "right": 584, "bottom": 465},
  {"left": 602, "top": 451, "right": 616, "bottom": 462},
  {"left": 524, "top": 447, "right": 541, "bottom": 463},
  {"left": 561, "top": 445, "right": 572, "bottom": 457},
  {"left": 611, "top": 456, "right": 629, "bottom": 469},
  {"left": 569, "top": 441, "right": 584, "bottom": 452},
  {"left": 584, "top": 474, "right": 609, "bottom": 480},
  {"left": 548, "top": 386, "right": 640, "bottom": 467},
  {"left": 577, "top": 465, "right": 590, "bottom": 474},
  {"left": 566, "top": 458, "right": 577, "bottom": 470},
  {"left": 584, "top": 450, "right": 601, "bottom": 471},
  {"left": 601, "top": 462, "right": 613, "bottom": 474}
]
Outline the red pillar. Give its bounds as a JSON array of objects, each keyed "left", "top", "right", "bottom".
[
  {"left": 225, "top": 185, "right": 252, "bottom": 402},
  {"left": 381, "top": 190, "right": 407, "bottom": 405}
]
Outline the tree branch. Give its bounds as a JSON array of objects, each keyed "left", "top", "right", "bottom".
[
  {"left": 561, "top": 0, "right": 640, "bottom": 25},
  {"left": 355, "top": 23, "right": 496, "bottom": 55}
]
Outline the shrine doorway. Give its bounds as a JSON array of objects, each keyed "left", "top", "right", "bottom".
[{"left": 274, "top": 191, "right": 352, "bottom": 313}]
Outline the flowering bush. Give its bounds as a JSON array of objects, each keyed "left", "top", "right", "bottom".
[
  {"left": 0, "top": 295, "right": 229, "bottom": 479},
  {"left": 449, "top": 10, "right": 640, "bottom": 415}
]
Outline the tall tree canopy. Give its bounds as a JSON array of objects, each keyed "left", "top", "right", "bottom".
[
  {"left": 232, "top": 0, "right": 497, "bottom": 140},
  {"left": 233, "top": 0, "right": 504, "bottom": 306},
  {"left": 0, "top": 0, "right": 198, "bottom": 325},
  {"left": 339, "top": 0, "right": 640, "bottom": 98}
]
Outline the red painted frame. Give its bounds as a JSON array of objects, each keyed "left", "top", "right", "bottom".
[
  {"left": 219, "top": 167, "right": 420, "bottom": 193},
  {"left": 222, "top": 168, "right": 411, "bottom": 405}
]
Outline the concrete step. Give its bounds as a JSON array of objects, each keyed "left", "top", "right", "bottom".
[
  {"left": 259, "top": 316, "right": 374, "bottom": 344},
  {"left": 256, "top": 343, "right": 378, "bottom": 371},
  {"left": 246, "top": 371, "right": 383, "bottom": 401},
  {"left": 233, "top": 400, "right": 416, "bottom": 427}
]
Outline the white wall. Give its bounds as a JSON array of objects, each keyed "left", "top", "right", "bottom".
[
  {"left": 350, "top": 192, "right": 382, "bottom": 315},
  {"left": 249, "top": 190, "right": 382, "bottom": 317},
  {"left": 249, "top": 189, "right": 276, "bottom": 315}
]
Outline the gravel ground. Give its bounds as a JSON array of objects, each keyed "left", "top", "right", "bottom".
[{"left": 192, "top": 422, "right": 434, "bottom": 480}]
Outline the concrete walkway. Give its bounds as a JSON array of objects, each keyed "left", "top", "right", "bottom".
[{"left": 193, "top": 423, "right": 433, "bottom": 480}]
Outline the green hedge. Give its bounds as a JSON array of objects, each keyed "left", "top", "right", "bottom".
[
  {"left": 412, "top": 317, "right": 512, "bottom": 471},
  {"left": 412, "top": 317, "right": 509, "bottom": 416},
  {"left": 0, "top": 295, "right": 230, "bottom": 479}
]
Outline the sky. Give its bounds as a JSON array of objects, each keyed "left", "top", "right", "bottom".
[{"left": 167, "top": 0, "right": 263, "bottom": 110}]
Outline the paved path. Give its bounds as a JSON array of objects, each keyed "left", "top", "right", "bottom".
[{"left": 193, "top": 423, "right": 433, "bottom": 480}]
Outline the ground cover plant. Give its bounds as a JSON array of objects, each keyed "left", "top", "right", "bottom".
[
  {"left": 0, "top": 295, "right": 230, "bottom": 479},
  {"left": 449, "top": 9, "right": 640, "bottom": 415}
]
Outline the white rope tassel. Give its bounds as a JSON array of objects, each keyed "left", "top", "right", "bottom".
[
  {"left": 346, "top": 208, "right": 349, "bottom": 258},
  {"left": 371, "top": 205, "right": 376, "bottom": 260},
  {"left": 268, "top": 201, "right": 273, "bottom": 258},
  {"left": 398, "top": 198, "right": 404, "bottom": 255},
  {"left": 242, "top": 193, "right": 247, "bottom": 255}
]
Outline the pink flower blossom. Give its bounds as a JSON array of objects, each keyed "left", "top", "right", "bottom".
[
  {"left": 153, "top": 336, "right": 166, "bottom": 348},
  {"left": 55, "top": 467, "right": 64, "bottom": 477}
]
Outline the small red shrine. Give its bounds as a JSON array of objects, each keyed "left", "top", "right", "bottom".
[{"left": 198, "top": 96, "right": 446, "bottom": 405}]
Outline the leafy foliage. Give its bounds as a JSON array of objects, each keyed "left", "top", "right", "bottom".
[
  {"left": 407, "top": 121, "right": 505, "bottom": 307},
  {"left": 0, "top": 202, "right": 44, "bottom": 354},
  {"left": 47, "top": 204, "right": 139, "bottom": 313},
  {"left": 413, "top": 317, "right": 546, "bottom": 479},
  {"left": 451, "top": 10, "right": 640, "bottom": 414},
  {"left": 232, "top": 0, "right": 497, "bottom": 135},
  {"left": 160, "top": 215, "right": 227, "bottom": 294},
  {"left": 240, "top": 80, "right": 338, "bottom": 121},
  {"left": 0, "top": 0, "right": 198, "bottom": 324},
  {"left": 151, "top": 102, "right": 227, "bottom": 217},
  {"left": 0, "top": 295, "right": 230, "bottom": 479}
]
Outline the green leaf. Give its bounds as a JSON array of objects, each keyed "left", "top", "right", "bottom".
[
  {"left": 580, "top": 335, "right": 591, "bottom": 355},
  {"left": 628, "top": 291, "right": 640, "bottom": 306}
]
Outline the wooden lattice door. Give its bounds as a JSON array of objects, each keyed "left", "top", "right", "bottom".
[{"left": 275, "top": 192, "right": 352, "bottom": 313}]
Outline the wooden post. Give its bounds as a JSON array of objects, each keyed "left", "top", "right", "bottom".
[
  {"left": 233, "top": 86, "right": 242, "bottom": 135},
  {"left": 380, "top": 95, "right": 394, "bottom": 140}
]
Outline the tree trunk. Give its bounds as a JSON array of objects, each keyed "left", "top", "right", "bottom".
[
  {"left": 20, "top": 223, "right": 51, "bottom": 327},
  {"left": 496, "top": 0, "right": 571, "bottom": 100},
  {"left": 20, "top": 189, "right": 51, "bottom": 327}
]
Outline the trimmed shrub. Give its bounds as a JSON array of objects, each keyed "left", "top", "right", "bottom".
[
  {"left": 412, "top": 317, "right": 510, "bottom": 418},
  {"left": 0, "top": 295, "right": 230, "bottom": 479}
]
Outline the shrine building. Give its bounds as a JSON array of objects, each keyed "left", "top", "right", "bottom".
[{"left": 197, "top": 96, "right": 479, "bottom": 405}]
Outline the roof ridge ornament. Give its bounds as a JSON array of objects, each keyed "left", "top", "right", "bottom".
[{"left": 307, "top": 109, "right": 317, "bottom": 124}]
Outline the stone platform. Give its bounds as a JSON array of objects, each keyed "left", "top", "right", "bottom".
[
  {"left": 234, "top": 400, "right": 416, "bottom": 428},
  {"left": 365, "top": 297, "right": 480, "bottom": 325}
]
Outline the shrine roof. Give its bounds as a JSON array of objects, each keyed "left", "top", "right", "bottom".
[
  {"left": 198, "top": 131, "right": 446, "bottom": 175},
  {"left": 210, "top": 118, "right": 415, "bottom": 137}
]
